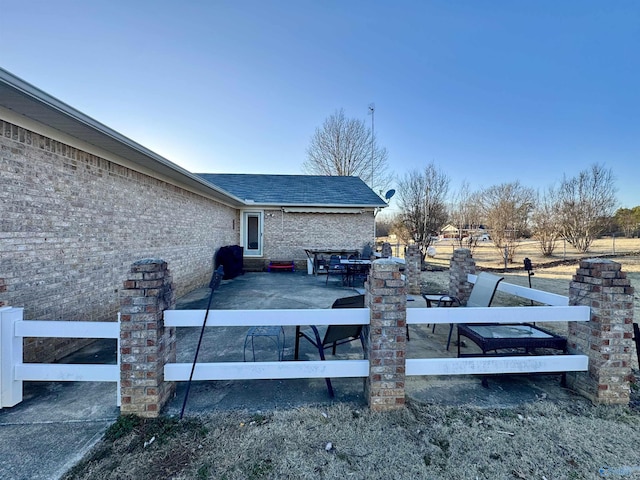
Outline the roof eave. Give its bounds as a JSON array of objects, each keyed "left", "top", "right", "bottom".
[
  {"left": 0, "top": 68, "right": 245, "bottom": 208},
  {"left": 243, "top": 202, "right": 387, "bottom": 209}
]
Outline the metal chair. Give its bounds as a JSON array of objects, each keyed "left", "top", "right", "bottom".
[
  {"left": 421, "top": 272, "right": 504, "bottom": 350},
  {"left": 325, "top": 255, "right": 347, "bottom": 285},
  {"left": 294, "top": 294, "right": 365, "bottom": 397}
]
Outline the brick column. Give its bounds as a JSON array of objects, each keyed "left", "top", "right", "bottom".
[
  {"left": 119, "top": 259, "right": 176, "bottom": 417},
  {"left": 405, "top": 244, "right": 421, "bottom": 295},
  {"left": 365, "top": 259, "right": 406, "bottom": 411},
  {"left": 381, "top": 242, "right": 392, "bottom": 258},
  {"left": 448, "top": 248, "right": 476, "bottom": 304},
  {"left": 566, "top": 259, "right": 635, "bottom": 405}
]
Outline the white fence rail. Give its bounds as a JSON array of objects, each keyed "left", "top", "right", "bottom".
[
  {"left": 0, "top": 307, "right": 120, "bottom": 409},
  {"left": 163, "top": 274, "right": 589, "bottom": 383},
  {"left": 164, "top": 308, "right": 369, "bottom": 381},
  {"left": 164, "top": 308, "right": 369, "bottom": 328},
  {"left": 1, "top": 273, "right": 591, "bottom": 409}
]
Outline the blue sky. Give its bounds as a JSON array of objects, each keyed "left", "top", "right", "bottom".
[{"left": 2, "top": 1, "right": 638, "bottom": 209}]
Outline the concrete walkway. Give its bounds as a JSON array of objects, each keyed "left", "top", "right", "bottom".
[
  {"left": 0, "top": 269, "right": 574, "bottom": 479},
  {"left": 0, "top": 341, "right": 119, "bottom": 480}
]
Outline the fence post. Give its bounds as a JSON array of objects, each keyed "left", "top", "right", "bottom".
[
  {"left": 119, "top": 259, "right": 176, "bottom": 417},
  {"left": 405, "top": 244, "right": 421, "bottom": 295},
  {"left": 448, "top": 248, "right": 476, "bottom": 305},
  {"left": 365, "top": 259, "right": 406, "bottom": 411},
  {"left": 566, "top": 259, "right": 635, "bottom": 405},
  {"left": 0, "top": 307, "right": 24, "bottom": 408}
]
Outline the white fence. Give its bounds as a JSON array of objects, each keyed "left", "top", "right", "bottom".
[
  {"left": 405, "top": 274, "right": 589, "bottom": 376},
  {"left": 0, "top": 275, "right": 590, "bottom": 410},
  {"left": 164, "top": 308, "right": 370, "bottom": 381},
  {"left": 0, "top": 306, "right": 120, "bottom": 409},
  {"left": 163, "top": 274, "right": 589, "bottom": 383}
]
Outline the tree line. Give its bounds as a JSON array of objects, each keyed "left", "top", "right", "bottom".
[
  {"left": 389, "top": 162, "right": 627, "bottom": 263},
  {"left": 304, "top": 109, "right": 635, "bottom": 263}
]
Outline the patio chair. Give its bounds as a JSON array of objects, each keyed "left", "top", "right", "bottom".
[
  {"left": 325, "top": 254, "right": 347, "bottom": 285},
  {"left": 361, "top": 243, "right": 373, "bottom": 260},
  {"left": 294, "top": 294, "right": 365, "bottom": 397},
  {"left": 421, "top": 272, "right": 503, "bottom": 350},
  {"left": 346, "top": 263, "right": 370, "bottom": 287}
]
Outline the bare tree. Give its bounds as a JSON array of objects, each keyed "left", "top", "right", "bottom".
[
  {"left": 530, "top": 186, "right": 561, "bottom": 256},
  {"left": 480, "top": 181, "right": 535, "bottom": 264},
  {"left": 449, "top": 181, "right": 484, "bottom": 253},
  {"left": 375, "top": 214, "right": 394, "bottom": 237},
  {"left": 396, "top": 164, "right": 450, "bottom": 260},
  {"left": 390, "top": 212, "right": 412, "bottom": 245},
  {"left": 557, "top": 164, "right": 617, "bottom": 253},
  {"left": 302, "top": 108, "right": 390, "bottom": 193}
]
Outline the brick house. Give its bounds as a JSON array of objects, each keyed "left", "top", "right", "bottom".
[
  {"left": 197, "top": 173, "right": 385, "bottom": 271},
  {"left": 0, "top": 68, "right": 385, "bottom": 362}
]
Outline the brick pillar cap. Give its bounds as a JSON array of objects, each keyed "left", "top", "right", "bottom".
[
  {"left": 373, "top": 258, "right": 398, "bottom": 266},
  {"left": 581, "top": 258, "right": 618, "bottom": 266},
  {"left": 133, "top": 258, "right": 166, "bottom": 266}
]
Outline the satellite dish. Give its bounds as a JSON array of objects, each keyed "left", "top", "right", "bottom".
[{"left": 384, "top": 189, "right": 396, "bottom": 201}]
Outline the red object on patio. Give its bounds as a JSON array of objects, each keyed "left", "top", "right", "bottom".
[{"left": 268, "top": 260, "right": 295, "bottom": 272}]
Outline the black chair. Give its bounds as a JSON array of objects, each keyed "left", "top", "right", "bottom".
[
  {"left": 325, "top": 255, "right": 347, "bottom": 285},
  {"left": 294, "top": 294, "right": 365, "bottom": 397},
  {"left": 347, "top": 263, "right": 370, "bottom": 287}
]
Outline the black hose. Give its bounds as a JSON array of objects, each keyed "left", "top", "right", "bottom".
[{"left": 180, "top": 265, "right": 224, "bottom": 419}]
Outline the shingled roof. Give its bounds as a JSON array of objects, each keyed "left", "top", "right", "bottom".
[{"left": 197, "top": 174, "right": 388, "bottom": 208}]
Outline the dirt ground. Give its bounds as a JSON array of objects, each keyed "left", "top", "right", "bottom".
[{"left": 64, "top": 239, "right": 640, "bottom": 480}]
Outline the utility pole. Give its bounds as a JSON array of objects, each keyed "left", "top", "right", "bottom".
[
  {"left": 369, "top": 103, "right": 376, "bottom": 246},
  {"left": 368, "top": 103, "right": 375, "bottom": 190}
]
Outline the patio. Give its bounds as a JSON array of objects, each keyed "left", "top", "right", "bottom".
[{"left": 164, "top": 270, "right": 575, "bottom": 415}]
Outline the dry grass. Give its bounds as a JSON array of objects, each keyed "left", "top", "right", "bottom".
[
  {"left": 64, "top": 238, "right": 640, "bottom": 480},
  {"left": 64, "top": 400, "right": 640, "bottom": 480},
  {"left": 422, "top": 238, "right": 640, "bottom": 353},
  {"left": 424, "top": 236, "right": 640, "bottom": 270}
]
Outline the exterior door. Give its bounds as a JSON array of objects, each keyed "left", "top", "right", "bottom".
[{"left": 243, "top": 211, "right": 263, "bottom": 257}]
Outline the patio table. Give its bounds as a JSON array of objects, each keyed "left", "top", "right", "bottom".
[
  {"left": 456, "top": 323, "right": 569, "bottom": 387},
  {"left": 340, "top": 259, "right": 371, "bottom": 287},
  {"left": 457, "top": 323, "right": 567, "bottom": 357},
  {"left": 304, "top": 248, "right": 360, "bottom": 275}
]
